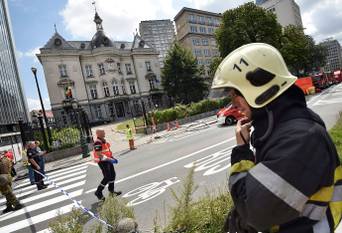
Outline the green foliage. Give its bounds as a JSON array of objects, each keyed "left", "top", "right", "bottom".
[
  {"left": 162, "top": 43, "right": 208, "bottom": 104},
  {"left": 329, "top": 112, "right": 342, "bottom": 163},
  {"left": 161, "top": 169, "right": 234, "bottom": 233},
  {"left": 51, "top": 127, "right": 80, "bottom": 149},
  {"left": 93, "top": 196, "right": 135, "bottom": 233},
  {"left": 280, "top": 25, "right": 327, "bottom": 75},
  {"left": 49, "top": 208, "right": 89, "bottom": 233},
  {"left": 216, "top": 2, "right": 282, "bottom": 57},
  {"left": 209, "top": 57, "right": 223, "bottom": 81}
]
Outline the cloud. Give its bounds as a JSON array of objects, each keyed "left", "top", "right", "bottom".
[
  {"left": 60, "top": 0, "right": 177, "bottom": 41},
  {"left": 27, "top": 98, "right": 51, "bottom": 111},
  {"left": 17, "top": 47, "right": 40, "bottom": 63}
]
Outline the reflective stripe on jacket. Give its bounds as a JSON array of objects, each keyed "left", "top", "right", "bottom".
[{"left": 93, "top": 140, "right": 113, "bottom": 163}]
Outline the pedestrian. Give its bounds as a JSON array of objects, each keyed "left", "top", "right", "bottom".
[
  {"left": 126, "top": 124, "right": 135, "bottom": 150},
  {"left": 35, "top": 141, "right": 46, "bottom": 175},
  {"left": 27, "top": 141, "right": 48, "bottom": 190},
  {"left": 93, "top": 129, "right": 121, "bottom": 201},
  {"left": 211, "top": 43, "right": 342, "bottom": 233},
  {"left": 0, "top": 152, "right": 23, "bottom": 214},
  {"left": 4, "top": 150, "right": 16, "bottom": 177},
  {"left": 21, "top": 144, "right": 35, "bottom": 185}
]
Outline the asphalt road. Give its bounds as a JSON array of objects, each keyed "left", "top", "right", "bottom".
[{"left": 1, "top": 83, "right": 342, "bottom": 233}]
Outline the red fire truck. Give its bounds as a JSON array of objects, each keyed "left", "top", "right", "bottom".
[{"left": 333, "top": 70, "right": 342, "bottom": 83}]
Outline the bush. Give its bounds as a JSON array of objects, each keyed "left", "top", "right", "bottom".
[
  {"left": 160, "top": 168, "right": 233, "bottom": 233},
  {"left": 49, "top": 208, "right": 89, "bottom": 233}
]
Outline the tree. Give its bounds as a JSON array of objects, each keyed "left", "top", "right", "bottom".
[
  {"left": 208, "top": 57, "right": 223, "bottom": 81},
  {"left": 280, "top": 25, "right": 327, "bottom": 75},
  {"left": 216, "top": 2, "right": 282, "bottom": 57},
  {"left": 162, "top": 43, "right": 207, "bottom": 104}
]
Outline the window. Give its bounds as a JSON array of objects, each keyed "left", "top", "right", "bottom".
[
  {"left": 208, "top": 28, "right": 214, "bottom": 34},
  {"left": 193, "top": 49, "right": 202, "bottom": 57},
  {"left": 205, "top": 59, "right": 211, "bottom": 65},
  {"left": 89, "top": 84, "right": 98, "bottom": 99},
  {"left": 202, "top": 39, "right": 209, "bottom": 46},
  {"left": 145, "top": 61, "right": 152, "bottom": 72},
  {"left": 95, "top": 105, "right": 102, "bottom": 119},
  {"left": 112, "top": 80, "right": 119, "bottom": 95},
  {"left": 85, "top": 65, "right": 93, "bottom": 77},
  {"left": 190, "top": 25, "right": 197, "bottom": 33},
  {"left": 125, "top": 64, "right": 132, "bottom": 75},
  {"left": 58, "top": 64, "right": 67, "bottom": 77},
  {"left": 103, "top": 82, "right": 110, "bottom": 97},
  {"left": 207, "top": 17, "right": 213, "bottom": 25},
  {"left": 199, "top": 16, "right": 205, "bottom": 24},
  {"left": 117, "top": 63, "right": 122, "bottom": 74},
  {"left": 129, "top": 80, "right": 136, "bottom": 94},
  {"left": 121, "top": 80, "right": 127, "bottom": 94},
  {"left": 189, "top": 14, "right": 196, "bottom": 23},
  {"left": 149, "top": 79, "right": 155, "bottom": 90},
  {"left": 98, "top": 63, "right": 105, "bottom": 75},
  {"left": 192, "top": 38, "right": 200, "bottom": 46},
  {"left": 204, "top": 49, "right": 211, "bottom": 57}
]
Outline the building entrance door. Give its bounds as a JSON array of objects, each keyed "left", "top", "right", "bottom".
[{"left": 115, "top": 102, "right": 125, "bottom": 118}]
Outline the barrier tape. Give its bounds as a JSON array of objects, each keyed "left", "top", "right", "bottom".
[{"left": 32, "top": 168, "right": 115, "bottom": 230}]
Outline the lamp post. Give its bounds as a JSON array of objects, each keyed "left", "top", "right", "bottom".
[
  {"left": 31, "top": 67, "right": 52, "bottom": 147},
  {"left": 71, "top": 101, "right": 90, "bottom": 158}
]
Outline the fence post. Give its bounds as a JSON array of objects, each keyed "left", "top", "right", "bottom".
[{"left": 38, "top": 115, "right": 49, "bottom": 151}]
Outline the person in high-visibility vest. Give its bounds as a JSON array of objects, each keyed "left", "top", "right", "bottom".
[
  {"left": 126, "top": 124, "right": 135, "bottom": 150},
  {"left": 93, "top": 129, "right": 121, "bottom": 201}
]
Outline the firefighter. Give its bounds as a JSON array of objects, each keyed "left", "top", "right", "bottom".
[
  {"left": 94, "top": 129, "right": 121, "bottom": 201},
  {"left": 211, "top": 43, "right": 342, "bottom": 232},
  {"left": 0, "top": 152, "right": 22, "bottom": 214},
  {"left": 4, "top": 150, "right": 16, "bottom": 177}
]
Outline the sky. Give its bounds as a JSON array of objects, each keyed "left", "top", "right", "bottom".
[{"left": 7, "top": 0, "right": 342, "bottom": 111}]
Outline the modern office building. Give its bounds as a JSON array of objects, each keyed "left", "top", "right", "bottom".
[
  {"left": 257, "top": 0, "right": 303, "bottom": 28},
  {"left": 37, "top": 11, "right": 166, "bottom": 127},
  {"left": 174, "top": 7, "right": 222, "bottom": 76},
  {"left": 0, "top": 0, "right": 29, "bottom": 160},
  {"left": 139, "top": 20, "right": 176, "bottom": 67},
  {"left": 320, "top": 38, "right": 342, "bottom": 72}
]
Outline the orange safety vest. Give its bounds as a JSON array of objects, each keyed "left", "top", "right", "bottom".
[{"left": 93, "top": 140, "right": 113, "bottom": 163}]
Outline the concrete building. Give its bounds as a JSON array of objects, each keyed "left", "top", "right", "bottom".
[
  {"left": 0, "top": 0, "right": 29, "bottom": 161},
  {"left": 37, "top": 11, "right": 166, "bottom": 127},
  {"left": 257, "top": 0, "right": 303, "bottom": 28},
  {"left": 139, "top": 20, "right": 176, "bottom": 67},
  {"left": 174, "top": 7, "right": 222, "bottom": 76},
  {"left": 320, "top": 38, "right": 342, "bottom": 72}
]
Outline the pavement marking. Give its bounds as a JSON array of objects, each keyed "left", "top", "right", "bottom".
[
  {"left": 0, "top": 203, "right": 77, "bottom": 233},
  {"left": 85, "top": 137, "right": 235, "bottom": 194},
  {"left": 12, "top": 169, "right": 87, "bottom": 195},
  {"left": 0, "top": 189, "right": 83, "bottom": 221},
  {"left": 0, "top": 181, "right": 85, "bottom": 211},
  {"left": 36, "top": 229, "right": 51, "bottom": 233},
  {"left": 44, "top": 165, "right": 88, "bottom": 180},
  {"left": 308, "top": 84, "right": 341, "bottom": 106},
  {"left": 0, "top": 175, "right": 86, "bottom": 206},
  {"left": 14, "top": 163, "right": 88, "bottom": 189}
]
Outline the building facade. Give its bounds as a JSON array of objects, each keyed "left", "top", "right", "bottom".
[
  {"left": 0, "top": 0, "right": 29, "bottom": 160},
  {"left": 139, "top": 20, "right": 176, "bottom": 67},
  {"left": 174, "top": 7, "right": 222, "bottom": 76},
  {"left": 320, "top": 38, "right": 342, "bottom": 72},
  {"left": 257, "top": 0, "right": 303, "bottom": 28},
  {"left": 37, "top": 12, "right": 166, "bottom": 127}
]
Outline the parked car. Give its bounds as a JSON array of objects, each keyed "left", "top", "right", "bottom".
[{"left": 216, "top": 104, "right": 245, "bottom": 125}]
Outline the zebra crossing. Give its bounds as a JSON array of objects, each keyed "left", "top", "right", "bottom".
[{"left": 0, "top": 162, "right": 90, "bottom": 233}]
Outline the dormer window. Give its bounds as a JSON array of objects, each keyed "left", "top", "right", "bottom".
[
  {"left": 54, "top": 38, "right": 62, "bottom": 46},
  {"left": 125, "top": 64, "right": 132, "bottom": 75},
  {"left": 145, "top": 61, "right": 152, "bottom": 72},
  {"left": 58, "top": 64, "right": 67, "bottom": 77}
]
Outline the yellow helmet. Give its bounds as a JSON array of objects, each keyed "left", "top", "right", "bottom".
[{"left": 211, "top": 43, "right": 297, "bottom": 108}]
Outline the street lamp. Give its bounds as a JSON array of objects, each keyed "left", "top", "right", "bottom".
[
  {"left": 31, "top": 67, "right": 52, "bottom": 147},
  {"left": 71, "top": 101, "right": 90, "bottom": 158}
]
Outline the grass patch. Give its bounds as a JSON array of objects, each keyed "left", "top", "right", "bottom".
[
  {"left": 116, "top": 118, "right": 144, "bottom": 132},
  {"left": 329, "top": 112, "right": 342, "bottom": 162}
]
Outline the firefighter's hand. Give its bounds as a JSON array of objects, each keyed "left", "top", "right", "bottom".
[
  {"left": 235, "top": 117, "right": 252, "bottom": 146},
  {"left": 36, "top": 165, "right": 41, "bottom": 171}
]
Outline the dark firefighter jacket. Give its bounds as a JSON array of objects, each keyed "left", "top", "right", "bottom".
[{"left": 228, "top": 85, "right": 342, "bottom": 233}]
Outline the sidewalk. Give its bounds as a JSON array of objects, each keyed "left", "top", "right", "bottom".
[{"left": 13, "top": 115, "right": 218, "bottom": 181}]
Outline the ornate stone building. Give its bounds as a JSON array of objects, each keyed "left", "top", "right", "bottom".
[{"left": 37, "top": 12, "right": 165, "bottom": 126}]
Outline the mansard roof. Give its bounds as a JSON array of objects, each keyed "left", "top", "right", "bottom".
[{"left": 42, "top": 32, "right": 75, "bottom": 50}]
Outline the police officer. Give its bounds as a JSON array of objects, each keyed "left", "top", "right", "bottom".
[
  {"left": 94, "top": 129, "right": 121, "bottom": 201},
  {"left": 0, "top": 152, "right": 22, "bottom": 214},
  {"left": 211, "top": 43, "right": 341, "bottom": 232},
  {"left": 27, "top": 141, "right": 48, "bottom": 190}
]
